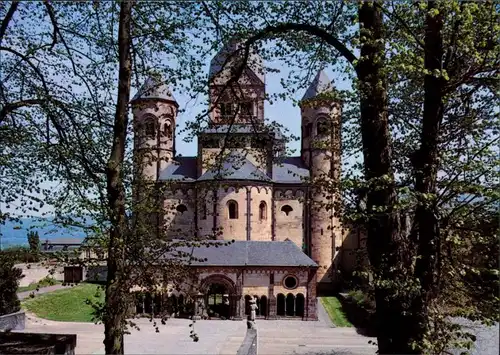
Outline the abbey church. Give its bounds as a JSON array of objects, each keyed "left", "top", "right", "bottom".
[{"left": 130, "top": 40, "right": 355, "bottom": 321}]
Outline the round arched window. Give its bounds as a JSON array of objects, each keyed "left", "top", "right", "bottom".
[{"left": 283, "top": 275, "right": 298, "bottom": 290}]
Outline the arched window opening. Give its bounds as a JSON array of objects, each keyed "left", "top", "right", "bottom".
[
  {"left": 281, "top": 205, "right": 293, "bottom": 216},
  {"left": 144, "top": 293, "right": 153, "bottom": 314},
  {"left": 276, "top": 293, "right": 286, "bottom": 316},
  {"left": 317, "top": 118, "right": 329, "bottom": 136},
  {"left": 244, "top": 295, "right": 252, "bottom": 316},
  {"left": 260, "top": 295, "right": 268, "bottom": 318},
  {"left": 167, "top": 106, "right": 175, "bottom": 117},
  {"left": 176, "top": 204, "right": 187, "bottom": 214},
  {"left": 286, "top": 293, "right": 295, "bottom": 316},
  {"left": 163, "top": 120, "right": 173, "bottom": 138},
  {"left": 239, "top": 102, "right": 253, "bottom": 117},
  {"left": 259, "top": 201, "right": 267, "bottom": 220},
  {"left": 227, "top": 200, "right": 238, "bottom": 219},
  {"left": 144, "top": 117, "right": 156, "bottom": 137},
  {"left": 220, "top": 102, "right": 233, "bottom": 117},
  {"left": 296, "top": 294, "right": 305, "bottom": 317},
  {"left": 253, "top": 295, "right": 261, "bottom": 316}
]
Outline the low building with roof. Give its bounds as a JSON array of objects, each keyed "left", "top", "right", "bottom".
[{"left": 130, "top": 39, "right": 351, "bottom": 321}]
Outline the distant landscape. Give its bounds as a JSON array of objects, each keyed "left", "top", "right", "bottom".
[{"left": 0, "top": 218, "right": 87, "bottom": 249}]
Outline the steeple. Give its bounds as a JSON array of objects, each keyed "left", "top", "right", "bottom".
[
  {"left": 301, "top": 70, "right": 333, "bottom": 101},
  {"left": 132, "top": 76, "right": 178, "bottom": 106}
]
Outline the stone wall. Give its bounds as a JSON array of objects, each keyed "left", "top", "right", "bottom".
[
  {"left": 163, "top": 188, "right": 196, "bottom": 239},
  {"left": 274, "top": 189, "right": 304, "bottom": 249},
  {"left": 0, "top": 311, "right": 25, "bottom": 331},
  {"left": 217, "top": 187, "right": 248, "bottom": 241},
  {"left": 249, "top": 186, "right": 272, "bottom": 241},
  {"left": 15, "top": 263, "right": 64, "bottom": 287}
]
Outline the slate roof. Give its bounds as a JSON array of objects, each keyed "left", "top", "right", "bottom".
[
  {"left": 198, "top": 151, "right": 271, "bottom": 182},
  {"left": 158, "top": 156, "right": 197, "bottom": 181},
  {"left": 168, "top": 240, "right": 317, "bottom": 267},
  {"left": 200, "top": 125, "right": 283, "bottom": 140},
  {"left": 272, "top": 157, "right": 309, "bottom": 183},
  {"left": 302, "top": 70, "right": 334, "bottom": 101},
  {"left": 209, "top": 39, "right": 265, "bottom": 84},
  {"left": 132, "top": 76, "right": 178, "bottom": 104},
  {"left": 157, "top": 155, "right": 309, "bottom": 183}
]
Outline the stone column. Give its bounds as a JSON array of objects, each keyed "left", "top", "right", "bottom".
[
  {"left": 232, "top": 295, "right": 243, "bottom": 320},
  {"left": 267, "top": 291, "right": 277, "bottom": 320}
]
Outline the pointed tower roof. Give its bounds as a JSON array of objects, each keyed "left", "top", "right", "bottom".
[
  {"left": 131, "top": 76, "right": 178, "bottom": 106},
  {"left": 209, "top": 38, "right": 264, "bottom": 84},
  {"left": 301, "top": 70, "right": 333, "bottom": 101}
]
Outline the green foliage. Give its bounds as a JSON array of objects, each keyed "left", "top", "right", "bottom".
[
  {"left": 0, "top": 253, "right": 23, "bottom": 316},
  {"left": 27, "top": 231, "right": 40, "bottom": 254},
  {"left": 1, "top": 246, "right": 38, "bottom": 264}
]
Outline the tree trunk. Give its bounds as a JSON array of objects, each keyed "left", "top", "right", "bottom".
[
  {"left": 358, "top": 2, "right": 416, "bottom": 353},
  {"left": 411, "top": 0, "right": 445, "bottom": 344},
  {"left": 103, "top": 1, "right": 134, "bottom": 354}
]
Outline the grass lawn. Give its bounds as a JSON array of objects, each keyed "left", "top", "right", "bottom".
[
  {"left": 22, "top": 283, "right": 104, "bottom": 322},
  {"left": 320, "top": 296, "right": 352, "bottom": 327}
]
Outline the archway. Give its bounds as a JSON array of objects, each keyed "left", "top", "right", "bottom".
[
  {"left": 244, "top": 295, "right": 252, "bottom": 316},
  {"left": 260, "top": 295, "right": 268, "bottom": 318},
  {"left": 200, "top": 274, "right": 237, "bottom": 320},
  {"left": 277, "top": 293, "right": 285, "bottom": 316},
  {"left": 296, "top": 293, "right": 305, "bottom": 317},
  {"left": 286, "top": 293, "right": 295, "bottom": 316}
]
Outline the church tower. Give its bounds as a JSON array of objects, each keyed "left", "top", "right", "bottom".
[
  {"left": 131, "top": 76, "right": 178, "bottom": 181},
  {"left": 300, "top": 70, "right": 342, "bottom": 290},
  {"left": 208, "top": 39, "right": 265, "bottom": 125}
]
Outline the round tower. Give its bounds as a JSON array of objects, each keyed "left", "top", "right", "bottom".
[
  {"left": 300, "top": 70, "right": 342, "bottom": 289},
  {"left": 131, "top": 76, "right": 178, "bottom": 181}
]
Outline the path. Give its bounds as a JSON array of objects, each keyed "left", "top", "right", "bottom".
[
  {"left": 19, "top": 310, "right": 376, "bottom": 355},
  {"left": 17, "top": 284, "right": 68, "bottom": 300}
]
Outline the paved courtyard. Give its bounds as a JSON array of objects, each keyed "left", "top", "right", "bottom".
[{"left": 20, "top": 301, "right": 377, "bottom": 355}]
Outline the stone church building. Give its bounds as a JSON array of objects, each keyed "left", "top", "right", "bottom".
[{"left": 130, "top": 40, "right": 352, "bottom": 321}]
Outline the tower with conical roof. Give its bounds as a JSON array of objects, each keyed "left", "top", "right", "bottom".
[
  {"left": 301, "top": 70, "right": 342, "bottom": 289},
  {"left": 131, "top": 76, "right": 179, "bottom": 180}
]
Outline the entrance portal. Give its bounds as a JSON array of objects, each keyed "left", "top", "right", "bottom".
[
  {"left": 199, "top": 274, "right": 238, "bottom": 320},
  {"left": 206, "top": 283, "right": 230, "bottom": 319}
]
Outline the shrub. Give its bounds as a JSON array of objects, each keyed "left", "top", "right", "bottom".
[
  {"left": 38, "top": 276, "right": 57, "bottom": 287},
  {"left": 27, "top": 231, "right": 40, "bottom": 254},
  {"left": 0, "top": 253, "right": 23, "bottom": 315},
  {"left": 1, "top": 246, "right": 38, "bottom": 264}
]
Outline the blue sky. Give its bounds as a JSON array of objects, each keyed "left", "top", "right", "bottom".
[{"left": 168, "top": 58, "right": 352, "bottom": 157}]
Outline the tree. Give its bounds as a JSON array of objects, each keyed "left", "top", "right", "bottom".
[
  {"left": 27, "top": 231, "right": 40, "bottom": 254},
  {"left": 0, "top": 252, "right": 22, "bottom": 316},
  {"left": 198, "top": 1, "right": 498, "bottom": 353},
  {"left": 1, "top": 1, "right": 221, "bottom": 353}
]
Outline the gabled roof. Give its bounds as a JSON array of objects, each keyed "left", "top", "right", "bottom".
[
  {"left": 209, "top": 39, "right": 265, "bottom": 84},
  {"left": 167, "top": 240, "right": 317, "bottom": 267},
  {"left": 131, "top": 76, "right": 178, "bottom": 104},
  {"left": 301, "top": 70, "right": 333, "bottom": 101},
  {"left": 198, "top": 151, "right": 271, "bottom": 182},
  {"left": 272, "top": 157, "right": 309, "bottom": 183},
  {"left": 158, "top": 157, "right": 197, "bottom": 181}
]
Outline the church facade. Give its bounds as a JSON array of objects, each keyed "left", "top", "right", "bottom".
[{"left": 130, "top": 40, "right": 347, "bottom": 320}]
